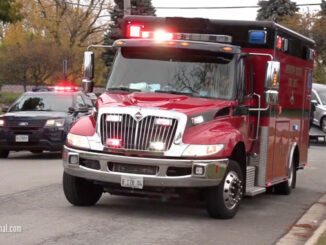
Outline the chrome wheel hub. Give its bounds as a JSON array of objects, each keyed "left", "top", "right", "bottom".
[{"left": 223, "top": 171, "right": 243, "bottom": 210}]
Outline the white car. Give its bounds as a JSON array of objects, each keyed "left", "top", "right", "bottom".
[{"left": 312, "top": 83, "right": 326, "bottom": 133}]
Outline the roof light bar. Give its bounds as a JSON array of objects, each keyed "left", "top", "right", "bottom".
[
  {"left": 175, "top": 33, "right": 232, "bottom": 43},
  {"left": 126, "top": 24, "right": 232, "bottom": 44},
  {"left": 154, "top": 30, "right": 174, "bottom": 41}
]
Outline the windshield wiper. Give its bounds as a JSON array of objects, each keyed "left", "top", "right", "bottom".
[
  {"left": 107, "top": 87, "right": 141, "bottom": 92},
  {"left": 154, "top": 90, "right": 194, "bottom": 96}
]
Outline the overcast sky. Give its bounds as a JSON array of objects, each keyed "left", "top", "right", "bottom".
[{"left": 151, "top": 0, "right": 321, "bottom": 20}]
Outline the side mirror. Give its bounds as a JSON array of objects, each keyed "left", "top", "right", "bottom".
[
  {"left": 311, "top": 99, "right": 318, "bottom": 106},
  {"left": 311, "top": 100, "right": 317, "bottom": 112},
  {"left": 265, "top": 90, "right": 279, "bottom": 105},
  {"left": 82, "top": 51, "right": 94, "bottom": 93},
  {"left": 68, "top": 107, "right": 75, "bottom": 114},
  {"left": 2, "top": 105, "right": 9, "bottom": 113},
  {"left": 265, "top": 61, "right": 280, "bottom": 90},
  {"left": 76, "top": 105, "right": 89, "bottom": 113}
]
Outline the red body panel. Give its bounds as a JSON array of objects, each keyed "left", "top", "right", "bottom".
[
  {"left": 70, "top": 115, "right": 96, "bottom": 136},
  {"left": 97, "top": 92, "right": 234, "bottom": 116}
]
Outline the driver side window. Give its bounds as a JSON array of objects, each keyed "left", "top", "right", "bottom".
[
  {"left": 311, "top": 91, "right": 319, "bottom": 104},
  {"left": 76, "top": 95, "right": 85, "bottom": 108}
]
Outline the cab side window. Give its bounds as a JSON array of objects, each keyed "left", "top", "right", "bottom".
[
  {"left": 83, "top": 95, "right": 93, "bottom": 108},
  {"left": 311, "top": 91, "right": 319, "bottom": 104},
  {"left": 76, "top": 95, "right": 85, "bottom": 108},
  {"left": 244, "top": 57, "right": 253, "bottom": 97}
]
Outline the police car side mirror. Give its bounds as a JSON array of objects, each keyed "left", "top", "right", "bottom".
[
  {"left": 2, "top": 105, "right": 9, "bottom": 113},
  {"left": 265, "top": 61, "right": 280, "bottom": 90},
  {"left": 265, "top": 90, "right": 279, "bottom": 106},
  {"left": 311, "top": 100, "right": 318, "bottom": 112},
  {"left": 82, "top": 51, "right": 94, "bottom": 93},
  {"left": 68, "top": 107, "right": 75, "bottom": 114},
  {"left": 311, "top": 99, "right": 318, "bottom": 106},
  {"left": 76, "top": 105, "right": 89, "bottom": 113}
]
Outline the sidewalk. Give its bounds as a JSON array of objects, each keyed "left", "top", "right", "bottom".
[{"left": 277, "top": 194, "right": 326, "bottom": 245}]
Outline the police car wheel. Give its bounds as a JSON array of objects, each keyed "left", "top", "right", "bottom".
[
  {"left": 63, "top": 172, "right": 103, "bottom": 206},
  {"left": 0, "top": 150, "right": 9, "bottom": 158},
  {"left": 206, "top": 160, "right": 243, "bottom": 219}
]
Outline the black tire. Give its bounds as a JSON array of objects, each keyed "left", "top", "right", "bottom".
[
  {"left": 206, "top": 160, "right": 244, "bottom": 219},
  {"left": 63, "top": 172, "right": 103, "bottom": 206},
  {"left": 274, "top": 158, "right": 296, "bottom": 195},
  {"left": 321, "top": 117, "right": 326, "bottom": 134},
  {"left": 31, "top": 150, "right": 43, "bottom": 154},
  {"left": 0, "top": 150, "right": 9, "bottom": 158}
]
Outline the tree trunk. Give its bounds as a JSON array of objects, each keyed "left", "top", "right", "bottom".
[{"left": 23, "top": 74, "right": 27, "bottom": 92}]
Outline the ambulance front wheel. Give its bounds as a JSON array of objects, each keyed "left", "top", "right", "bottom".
[
  {"left": 63, "top": 172, "right": 103, "bottom": 206},
  {"left": 206, "top": 160, "right": 244, "bottom": 219}
]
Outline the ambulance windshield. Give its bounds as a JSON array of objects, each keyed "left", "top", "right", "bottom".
[{"left": 107, "top": 47, "right": 236, "bottom": 100}]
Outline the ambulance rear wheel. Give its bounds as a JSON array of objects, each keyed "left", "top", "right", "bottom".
[
  {"left": 63, "top": 172, "right": 103, "bottom": 206},
  {"left": 206, "top": 160, "right": 244, "bottom": 219},
  {"left": 275, "top": 158, "right": 296, "bottom": 195}
]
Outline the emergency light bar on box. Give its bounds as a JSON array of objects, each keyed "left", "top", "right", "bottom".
[{"left": 127, "top": 25, "right": 232, "bottom": 43}]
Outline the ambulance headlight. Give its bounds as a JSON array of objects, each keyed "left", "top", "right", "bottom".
[
  {"left": 182, "top": 144, "right": 224, "bottom": 157},
  {"left": 67, "top": 133, "right": 90, "bottom": 149}
]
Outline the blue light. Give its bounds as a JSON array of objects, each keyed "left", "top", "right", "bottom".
[{"left": 249, "top": 31, "right": 266, "bottom": 44}]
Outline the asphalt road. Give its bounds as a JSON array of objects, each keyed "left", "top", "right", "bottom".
[{"left": 0, "top": 145, "right": 325, "bottom": 245}]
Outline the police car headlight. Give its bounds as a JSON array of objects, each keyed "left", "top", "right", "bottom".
[
  {"left": 45, "top": 118, "right": 65, "bottom": 127},
  {"left": 182, "top": 144, "right": 224, "bottom": 157},
  {"left": 0, "top": 119, "right": 4, "bottom": 127},
  {"left": 67, "top": 133, "right": 90, "bottom": 149}
]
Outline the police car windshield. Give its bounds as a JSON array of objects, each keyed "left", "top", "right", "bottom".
[
  {"left": 107, "top": 47, "right": 236, "bottom": 100},
  {"left": 318, "top": 91, "right": 326, "bottom": 105},
  {"left": 9, "top": 93, "right": 73, "bottom": 112}
]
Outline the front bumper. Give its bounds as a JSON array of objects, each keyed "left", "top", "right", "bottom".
[
  {"left": 63, "top": 146, "right": 228, "bottom": 188},
  {"left": 0, "top": 126, "right": 66, "bottom": 151}
]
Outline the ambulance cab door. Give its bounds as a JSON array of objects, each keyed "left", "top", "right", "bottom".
[{"left": 238, "top": 56, "right": 256, "bottom": 150}]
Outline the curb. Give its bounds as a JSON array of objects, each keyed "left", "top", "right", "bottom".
[
  {"left": 276, "top": 194, "right": 326, "bottom": 245},
  {"left": 305, "top": 220, "right": 326, "bottom": 245}
]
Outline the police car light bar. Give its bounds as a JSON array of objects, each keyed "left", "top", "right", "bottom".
[{"left": 127, "top": 25, "right": 232, "bottom": 43}]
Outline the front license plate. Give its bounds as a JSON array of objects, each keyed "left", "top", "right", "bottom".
[
  {"left": 15, "top": 135, "right": 29, "bottom": 142},
  {"left": 318, "top": 136, "right": 325, "bottom": 142},
  {"left": 121, "top": 175, "right": 144, "bottom": 189}
]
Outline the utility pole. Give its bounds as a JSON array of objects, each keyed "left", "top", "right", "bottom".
[
  {"left": 63, "top": 59, "right": 68, "bottom": 80},
  {"left": 123, "top": 0, "right": 131, "bottom": 15}
]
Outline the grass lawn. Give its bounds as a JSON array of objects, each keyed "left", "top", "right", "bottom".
[
  {"left": 316, "top": 230, "right": 326, "bottom": 245},
  {"left": 0, "top": 91, "right": 22, "bottom": 114}
]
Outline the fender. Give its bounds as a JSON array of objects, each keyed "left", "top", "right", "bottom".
[
  {"left": 69, "top": 115, "right": 96, "bottom": 136},
  {"left": 182, "top": 120, "right": 245, "bottom": 157}
]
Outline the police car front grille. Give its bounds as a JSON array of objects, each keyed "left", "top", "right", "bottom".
[{"left": 101, "top": 114, "right": 178, "bottom": 151}]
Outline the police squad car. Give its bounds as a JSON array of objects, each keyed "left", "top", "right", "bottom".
[{"left": 0, "top": 86, "right": 94, "bottom": 158}]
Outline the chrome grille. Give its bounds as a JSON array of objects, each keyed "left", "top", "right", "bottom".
[{"left": 101, "top": 113, "right": 178, "bottom": 151}]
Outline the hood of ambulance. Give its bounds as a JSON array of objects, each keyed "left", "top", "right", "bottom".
[{"left": 97, "top": 92, "right": 233, "bottom": 116}]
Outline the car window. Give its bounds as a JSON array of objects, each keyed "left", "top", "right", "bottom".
[
  {"left": 317, "top": 91, "right": 326, "bottom": 105},
  {"left": 312, "top": 91, "right": 319, "bottom": 103},
  {"left": 76, "top": 95, "right": 85, "bottom": 108},
  {"left": 82, "top": 95, "right": 93, "bottom": 108},
  {"left": 10, "top": 93, "right": 73, "bottom": 112}
]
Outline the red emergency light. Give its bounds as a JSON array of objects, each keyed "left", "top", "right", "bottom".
[
  {"left": 127, "top": 25, "right": 174, "bottom": 41},
  {"left": 106, "top": 138, "right": 122, "bottom": 148},
  {"left": 54, "top": 86, "right": 76, "bottom": 92}
]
